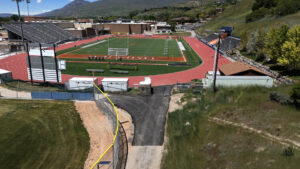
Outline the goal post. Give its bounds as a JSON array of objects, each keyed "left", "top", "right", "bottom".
[{"left": 108, "top": 48, "right": 129, "bottom": 56}]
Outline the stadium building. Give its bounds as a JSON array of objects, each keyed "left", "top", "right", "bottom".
[{"left": 3, "top": 22, "right": 79, "bottom": 44}]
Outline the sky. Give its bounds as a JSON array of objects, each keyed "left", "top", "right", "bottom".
[{"left": 0, "top": 0, "right": 96, "bottom": 15}]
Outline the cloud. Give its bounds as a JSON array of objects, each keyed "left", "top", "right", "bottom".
[{"left": 37, "top": 0, "right": 42, "bottom": 3}]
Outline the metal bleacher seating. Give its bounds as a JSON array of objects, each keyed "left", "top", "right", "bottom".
[{"left": 3, "top": 22, "right": 79, "bottom": 44}]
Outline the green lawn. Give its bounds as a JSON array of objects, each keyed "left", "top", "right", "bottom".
[
  {"left": 62, "top": 38, "right": 202, "bottom": 77},
  {"left": 62, "top": 62, "right": 194, "bottom": 77},
  {"left": 162, "top": 86, "right": 300, "bottom": 169},
  {"left": 70, "top": 37, "right": 182, "bottom": 57},
  {"left": 0, "top": 100, "right": 90, "bottom": 169}
]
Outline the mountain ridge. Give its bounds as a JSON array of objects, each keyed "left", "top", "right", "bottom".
[{"left": 39, "top": 0, "right": 190, "bottom": 17}]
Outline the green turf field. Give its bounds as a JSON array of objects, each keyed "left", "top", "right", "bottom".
[
  {"left": 0, "top": 100, "right": 89, "bottom": 169},
  {"left": 70, "top": 37, "right": 182, "bottom": 57},
  {"left": 62, "top": 39, "right": 202, "bottom": 76}
]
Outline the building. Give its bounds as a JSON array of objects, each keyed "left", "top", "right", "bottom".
[
  {"left": 103, "top": 23, "right": 151, "bottom": 35},
  {"left": 102, "top": 78, "right": 129, "bottom": 92},
  {"left": 219, "top": 61, "right": 269, "bottom": 76},
  {"left": 202, "top": 62, "right": 274, "bottom": 88},
  {"left": 24, "top": 16, "right": 45, "bottom": 22},
  {"left": 202, "top": 26, "right": 241, "bottom": 52},
  {"left": 66, "top": 77, "right": 97, "bottom": 90},
  {"left": 3, "top": 23, "right": 79, "bottom": 44},
  {"left": 151, "top": 22, "right": 172, "bottom": 34},
  {"left": 65, "top": 27, "right": 96, "bottom": 38}
]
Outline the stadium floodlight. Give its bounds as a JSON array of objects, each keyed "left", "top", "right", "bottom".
[
  {"left": 12, "top": 0, "right": 25, "bottom": 50},
  {"left": 211, "top": 29, "right": 225, "bottom": 92},
  {"left": 26, "top": 0, "right": 30, "bottom": 16}
]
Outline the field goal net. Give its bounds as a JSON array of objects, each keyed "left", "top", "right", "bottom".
[{"left": 108, "top": 48, "right": 129, "bottom": 56}]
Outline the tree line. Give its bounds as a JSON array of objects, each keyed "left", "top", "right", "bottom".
[
  {"left": 246, "top": 0, "right": 300, "bottom": 22},
  {"left": 241, "top": 24, "right": 300, "bottom": 72}
]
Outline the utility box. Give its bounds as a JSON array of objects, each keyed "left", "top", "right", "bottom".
[
  {"left": 0, "top": 69, "right": 12, "bottom": 81},
  {"left": 102, "top": 78, "right": 129, "bottom": 92},
  {"left": 66, "top": 77, "right": 97, "bottom": 90},
  {"left": 139, "top": 77, "right": 152, "bottom": 95}
]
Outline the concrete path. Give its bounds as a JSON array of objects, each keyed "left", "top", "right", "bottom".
[{"left": 126, "top": 146, "right": 163, "bottom": 169}]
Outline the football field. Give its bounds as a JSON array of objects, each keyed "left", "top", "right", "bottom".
[{"left": 69, "top": 37, "right": 183, "bottom": 57}]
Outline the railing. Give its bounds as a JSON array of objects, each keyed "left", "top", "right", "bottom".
[{"left": 93, "top": 84, "right": 128, "bottom": 169}]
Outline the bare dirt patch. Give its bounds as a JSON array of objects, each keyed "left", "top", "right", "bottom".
[
  {"left": 75, "top": 101, "right": 114, "bottom": 169},
  {"left": 168, "top": 93, "right": 185, "bottom": 112},
  {"left": 0, "top": 86, "right": 31, "bottom": 99}
]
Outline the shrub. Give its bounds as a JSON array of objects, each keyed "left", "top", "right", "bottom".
[
  {"left": 290, "top": 82, "right": 300, "bottom": 107},
  {"left": 283, "top": 147, "right": 294, "bottom": 157},
  {"left": 270, "top": 91, "right": 293, "bottom": 105},
  {"left": 246, "top": 7, "right": 269, "bottom": 22}
]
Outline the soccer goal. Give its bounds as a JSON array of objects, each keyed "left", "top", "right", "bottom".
[{"left": 108, "top": 48, "right": 129, "bottom": 56}]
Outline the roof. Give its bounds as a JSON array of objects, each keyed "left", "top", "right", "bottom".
[
  {"left": 3, "top": 22, "right": 79, "bottom": 44},
  {"left": 219, "top": 26, "right": 233, "bottom": 32},
  {"left": 219, "top": 62, "right": 270, "bottom": 76},
  {"left": 102, "top": 78, "right": 129, "bottom": 82},
  {"left": 0, "top": 69, "right": 11, "bottom": 74},
  {"left": 219, "top": 36, "right": 241, "bottom": 52},
  {"left": 202, "top": 33, "right": 218, "bottom": 43},
  {"left": 69, "top": 77, "right": 97, "bottom": 81}
]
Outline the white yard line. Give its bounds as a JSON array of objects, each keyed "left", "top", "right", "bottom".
[
  {"left": 81, "top": 40, "right": 107, "bottom": 49},
  {"left": 176, "top": 39, "right": 187, "bottom": 62}
]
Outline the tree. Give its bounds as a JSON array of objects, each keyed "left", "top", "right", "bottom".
[
  {"left": 290, "top": 82, "right": 300, "bottom": 107},
  {"left": 246, "top": 31, "right": 257, "bottom": 54},
  {"left": 264, "top": 24, "right": 289, "bottom": 62},
  {"left": 10, "top": 15, "right": 19, "bottom": 22},
  {"left": 278, "top": 25, "right": 300, "bottom": 70}
]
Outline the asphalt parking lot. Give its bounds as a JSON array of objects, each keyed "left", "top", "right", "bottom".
[{"left": 107, "top": 86, "right": 172, "bottom": 146}]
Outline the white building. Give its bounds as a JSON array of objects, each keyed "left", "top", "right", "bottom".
[
  {"left": 202, "top": 62, "right": 274, "bottom": 88},
  {"left": 66, "top": 77, "right": 97, "bottom": 90},
  {"left": 151, "top": 22, "right": 172, "bottom": 34},
  {"left": 0, "top": 69, "right": 12, "bottom": 82},
  {"left": 102, "top": 78, "right": 129, "bottom": 92}
]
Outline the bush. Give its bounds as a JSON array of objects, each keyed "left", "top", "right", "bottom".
[
  {"left": 290, "top": 82, "right": 300, "bottom": 107},
  {"left": 283, "top": 147, "right": 294, "bottom": 157},
  {"left": 246, "top": 7, "right": 269, "bottom": 22},
  {"left": 270, "top": 91, "right": 293, "bottom": 105}
]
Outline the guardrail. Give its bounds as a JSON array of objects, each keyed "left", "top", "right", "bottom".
[{"left": 92, "top": 84, "right": 128, "bottom": 169}]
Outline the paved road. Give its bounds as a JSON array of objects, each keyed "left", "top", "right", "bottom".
[{"left": 107, "top": 86, "right": 172, "bottom": 146}]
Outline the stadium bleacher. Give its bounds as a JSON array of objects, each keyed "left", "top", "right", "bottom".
[{"left": 3, "top": 22, "right": 79, "bottom": 44}]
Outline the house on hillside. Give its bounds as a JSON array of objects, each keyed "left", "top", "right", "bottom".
[{"left": 202, "top": 62, "right": 274, "bottom": 88}]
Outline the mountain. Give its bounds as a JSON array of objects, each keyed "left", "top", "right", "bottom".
[
  {"left": 0, "top": 13, "right": 14, "bottom": 17},
  {"left": 39, "top": 0, "right": 91, "bottom": 17},
  {"left": 39, "top": 0, "right": 190, "bottom": 17}
]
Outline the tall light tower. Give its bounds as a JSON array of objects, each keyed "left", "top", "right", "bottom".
[
  {"left": 12, "top": 0, "right": 25, "bottom": 50},
  {"left": 211, "top": 29, "right": 225, "bottom": 92},
  {"left": 26, "top": 0, "right": 30, "bottom": 16}
]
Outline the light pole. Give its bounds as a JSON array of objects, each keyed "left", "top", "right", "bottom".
[
  {"left": 26, "top": 0, "right": 30, "bottom": 16},
  {"left": 14, "top": 0, "right": 25, "bottom": 50},
  {"left": 211, "top": 29, "right": 224, "bottom": 92}
]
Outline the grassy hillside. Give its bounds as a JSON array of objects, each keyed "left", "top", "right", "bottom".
[
  {"left": 200, "top": 0, "right": 300, "bottom": 36},
  {"left": 162, "top": 86, "right": 300, "bottom": 169},
  {"left": 0, "top": 100, "right": 89, "bottom": 169}
]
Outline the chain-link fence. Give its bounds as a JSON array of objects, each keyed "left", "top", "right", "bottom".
[{"left": 95, "top": 91, "right": 128, "bottom": 169}]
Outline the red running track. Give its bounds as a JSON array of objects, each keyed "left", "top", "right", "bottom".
[{"left": 0, "top": 36, "right": 231, "bottom": 87}]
